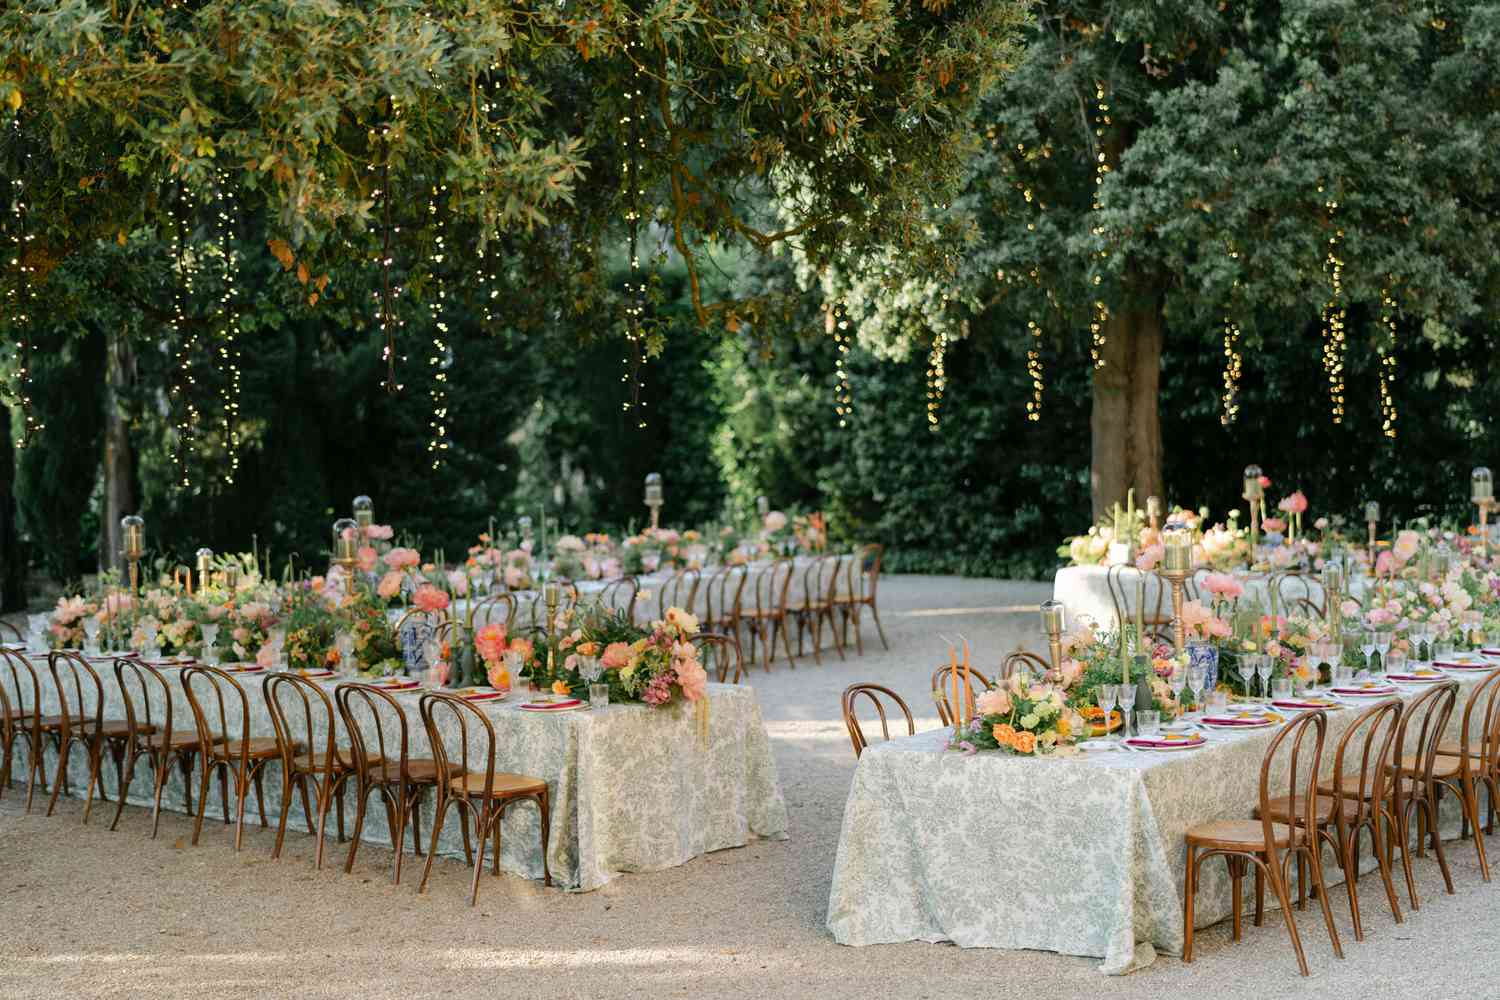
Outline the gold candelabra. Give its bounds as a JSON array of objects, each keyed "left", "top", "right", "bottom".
[
  {"left": 121, "top": 515, "right": 145, "bottom": 597},
  {"left": 1243, "top": 464, "right": 1263, "bottom": 552},
  {"left": 1146, "top": 495, "right": 1163, "bottom": 534},
  {"left": 1475, "top": 468, "right": 1493, "bottom": 559},
  {"left": 1040, "top": 600, "right": 1065, "bottom": 675},
  {"left": 1162, "top": 524, "right": 1193, "bottom": 652},
  {"left": 333, "top": 517, "right": 358, "bottom": 595}
]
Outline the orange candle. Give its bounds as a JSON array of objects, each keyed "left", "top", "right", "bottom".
[
  {"left": 961, "top": 640, "right": 973, "bottom": 726},
  {"left": 949, "top": 646, "right": 960, "bottom": 730}
]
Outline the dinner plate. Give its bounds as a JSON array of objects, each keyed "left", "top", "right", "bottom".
[
  {"left": 518, "top": 699, "right": 586, "bottom": 712},
  {"left": 1201, "top": 713, "right": 1280, "bottom": 729},
  {"left": 1434, "top": 658, "right": 1494, "bottom": 671},
  {"left": 224, "top": 664, "right": 265, "bottom": 674},
  {"left": 1388, "top": 672, "right": 1449, "bottom": 683},
  {"left": 375, "top": 679, "right": 422, "bottom": 691},
  {"left": 456, "top": 687, "right": 506, "bottom": 703},
  {"left": 1271, "top": 698, "right": 1341, "bottom": 711},
  {"left": 1331, "top": 685, "right": 1399, "bottom": 697},
  {"left": 1077, "top": 739, "right": 1120, "bottom": 752},
  {"left": 298, "top": 669, "right": 335, "bottom": 679},
  {"left": 1125, "top": 735, "right": 1206, "bottom": 751}
]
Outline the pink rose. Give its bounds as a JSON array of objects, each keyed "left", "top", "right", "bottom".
[
  {"left": 384, "top": 547, "right": 421, "bottom": 570},
  {"left": 413, "top": 585, "right": 450, "bottom": 614},
  {"left": 256, "top": 642, "right": 276, "bottom": 669},
  {"left": 1278, "top": 491, "right": 1308, "bottom": 515},
  {"left": 1201, "top": 573, "right": 1245, "bottom": 600},
  {"left": 676, "top": 656, "right": 708, "bottom": 701},
  {"left": 602, "top": 642, "right": 633, "bottom": 669},
  {"left": 1135, "top": 544, "right": 1163, "bottom": 571},
  {"left": 764, "top": 511, "right": 788, "bottom": 532},
  {"left": 975, "top": 687, "right": 1012, "bottom": 717},
  {"left": 446, "top": 570, "right": 469, "bottom": 596},
  {"left": 475, "top": 623, "right": 508, "bottom": 665},
  {"left": 504, "top": 566, "right": 525, "bottom": 589},
  {"left": 366, "top": 524, "right": 394, "bottom": 541},
  {"left": 1262, "top": 517, "right": 1286, "bottom": 533},
  {"left": 357, "top": 546, "right": 379, "bottom": 573}
]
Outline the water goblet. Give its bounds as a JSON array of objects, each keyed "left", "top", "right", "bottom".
[
  {"left": 1256, "top": 656, "right": 1275, "bottom": 704},
  {"left": 200, "top": 623, "right": 221, "bottom": 666},
  {"left": 503, "top": 648, "right": 527, "bottom": 697},
  {"left": 82, "top": 617, "right": 101, "bottom": 655},
  {"left": 1187, "top": 664, "right": 1206, "bottom": 716},
  {"left": 1360, "top": 628, "right": 1378, "bottom": 673},
  {"left": 1434, "top": 636, "right": 1455, "bottom": 662},
  {"left": 1135, "top": 710, "right": 1160, "bottom": 738},
  {"left": 336, "top": 632, "right": 355, "bottom": 676},
  {"left": 1374, "top": 629, "right": 1393, "bottom": 671},
  {"left": 1117, "top": 683, "right": 1139, "bottom": 737},
  {"left": 142, "top": 622, "right": 161, "bottom": 661},
  {"left": 26, "top": 613, "right": 48, "bottom": 653},
  {"left": 1384, "top": 648, "right": 1406, "bottom": 678},
  {"left": 1168, "top": 668, "right": 1187, "bottom": 718},
  {"left": 1271, "top": 678, "right": 1293, "bottom": 703},
  {"left": 1097, "top": 684, "right": 1119, "bottom": 742}
]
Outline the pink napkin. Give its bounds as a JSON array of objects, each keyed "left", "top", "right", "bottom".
[
  {"left": 1203, "top": 714, "right": 1271, "bottom": 726},
  {"left": 1332, "top": 685, "right": 1397, "bottom": 695},
  {"left": 521, "top": 699, "right": 582, "bottom": 710},
  {"left": 1272, "top": 699, "right": 1337, "bottom": 711},
  {"left": 1126, "top": 735, "right": 1205, "bottom": 749},
  {"left": 1433, "top": 661, "right": 1493, "bottom": 671}
]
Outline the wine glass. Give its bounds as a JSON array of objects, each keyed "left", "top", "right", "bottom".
[
  {"left": 1168, "top": 667, "right": 1187, "bottom": 719},
  {"left": 142, "top": 621, "right": 161, "bottom": 661},
  {"left": 82, "top": 617, "right": 101, "bottom": 655},
  {"left": 200, "top": 623, "right": 220, "bottom": 666},
  {"left": 1117, "top": 682, "right": 1138, "bottom": 738},
  {"left": 1373, "top": 628, "right": 1393, "bottom": 671},
  {"left": 1256, "top": 657, "right": 1275, "bottom": 705},
  {"left": 504, "top": 649, "right": 527, "bottom": 698},
  {"left": 1360, "top": 628, "right": 1378, "bottom": 673},
  {"left": 336, "top": 632, "right": 355, "bottom": 676},
  {"left": 1186, "top": 664, "right": 1206, "bottom": 717},
  {"left": 1097, "top": 685, "right": 1119, "bottom": 743}
]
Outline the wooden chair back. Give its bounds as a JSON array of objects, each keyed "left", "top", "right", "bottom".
[
  {"left": 181, "top": 665, "right": 257, "bottom": 764},
  {"left": 753, "top": 560, "right": 796, "bottom": 616},
  {"left": 49, "top": 650, "right": 108, "bottom": 739},
  {"left": 1388, "top": 680, "right": 1459, "bottom": 816},
  {"left": 265, "top": 671, "right": 343, "bottom": 773},
  {"left": 1455, "top": 668, "right": 1500, "bottom": 778},
  {"left": 1001, "top": 650, "right": 1050, "bottom": 681},
  {"left": 841, "top": 683, "right": 914, "bottom": 758},
  {"left": 114, "top": 657, "right": 175, "bottom": 744},
  {"left": 418, "top": 691, "right": 494, "bottom": 798},
  {"left": 596, "top": 576, "right": 640, "bottom": 622},
  {"left": 658, "top": 569, "right": 701, "bottom": 622},
  {"left": 1255, "top": 709, "right": 1328, "bottom": 865},
  {"left": 1272, "top": 572, "right": 1324, "bottom": 619},
  {"left": 803, "top": 554, "right": 843, "bottom": 607},
  {"left": 855, "top": 544, "right": 884, "bottom": 604},
  {"left": 702, "top": 564, "right": 748, "bottom": 628},
  {"left": 1324, "top": 698, "right": 1402, "bottom": 837},
  {"left": 0, "top": 648, "right": 42, "bottom": 729},
  {"left": 931, "top": 663, "right": 994, "bottom": 726},
  {"left": 1106, "top": 565, "right": 1171, "bottom": 641},
  {"left": 0, "top": 619, "right": 22, "bottom": 643},
  {"left": 692, "top": 632, "right": 743, "bottom": 684},
  {"left": 468, "top": 593, "right": 517, "bottom": 630},
  {"left": 335, "top": 682, "right": 416, "bottom": 787}
]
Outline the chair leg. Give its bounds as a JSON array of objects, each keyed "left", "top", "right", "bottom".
[
  {"left": 1425, "top": 797, "right": 1456, "bottom": 895},
  {"left": 868, "top": 600, "right": 890, "bottom": 650},
  {"left": 1463, "top": 781, "right": 1491, "bottom": 881},
  {"left": 1254, "top": 863, "right": 1265, "bottom": 927},
  {"left": 252, "top": 765, "right": 269, "bottom": 828},
  {"left": 1306, "top": 844, "right": 1344, "bottom": 959},
  {"left": 272, "top": 769, "right": 297, "bottom": 860},
  {"left": 45, "top": 736, "right": 71, "bottom": 817},
  {"left": 491, "top": 804, "right": 503, "bottom": 875},
  {"left": 233, "top": 768, "right": 251, "bottom": 852},
  {"left": 81, "top": 739, "right": 105, "bottom": 824},
  {"left": 190, "top": 762, "right": 215, "bottom": 846},
  {"left": 469, "top": 809, "right": 489, "bottom": 906},
  {"left": 345, "top": 782, "right": 371, "bottom": 874},
  {"left": 23, "top": 731, "right": 43, "bottom": 813},
  {"left": 314, "top": 778, "right": 336, "bottom": 871},
  {"left": 218, "top": 765, "right": 231, "bottom": 825},
  {"left": 110, "top": 748, "right": 139, "bottom": 832},
  {"left": 179, "top": 752, "right": 195, "bottom": 819},
  {"left": 1341, "top": 833, "right": 1364, "bottom": 942},
  {"left": 419, "top": 793, "right": 454, "bottom": 895},
  {"left": 1295, "top": 851, "right": 1308, "bottom": 910},
  {"left": 1397, "top": 803, "right": 1420, "bottom": 910},
  {"left": 778, "top": 616, "right": 798, "bottom": 668},
  {"left": 298, "top": 775, "right": 316, "bottom": 836},
  {"left": 1268, "top": 856, "right": 1311, "bottom": 976},
  {"left": 1373, "top": 812, "right": 1404, "bottom": 924},
  {"left": 538, "top": 789, "right": 552, "bottom": 887},
  {"left": 1228, "top": 856, "right": 1244, "bottom": 942},
  {"left": 151, "top": 751, "right": 177, "bottom": 840},
  {"left": 1182, "top": 844, "right": 1197, "bottom": 963}
]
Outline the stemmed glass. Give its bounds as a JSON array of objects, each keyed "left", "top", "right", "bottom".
[
  {"left": 1187, "top": 664, "right": 1206, "bottom": 718},
  {"left": 1240, "top": 653, "right": 1264, "bottom": 701},
  {"left": 142, "top": 621, "right": 161, "bottom": 661},
  {"left": 1168, "top": 667, "right": 1188, "bottom": 719},
  {"left": 1373, "top": 628, "right": 1393, "bottom": 672},
  {"left": 26, "top": 613, "right": 48, "bottom": 654},
  {"left": 336, "top": 632, "right": 355, "bottom": 677},
  {"left": 1360, "top": 628, "right": 1378, "bottom": 673},
  {"left": 200, "top": 623, "right": 220, "bottom": 666},
  {"left": 1117, "top": 682, "right": 1138, "bottom": 738},
  {"left": 1256, "top": 656, "right": 1275, "bottom": 705},
  {"left": 82, "top": 618, "right": 101, "bottom": 655},
  {"left": 578, "top": 654, "right": 605, "bottom": 709},
  {"left": 1097, "top": 684, "right": 1119, "bottom": 743},
  {"left": 504, "top": 649, "right": 527, "bottom": 698}
]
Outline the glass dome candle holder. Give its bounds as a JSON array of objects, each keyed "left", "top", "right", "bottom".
[
  {"left": 1242, "top": 465, "right": 1264, "bottom": 501},
  {"left": 333, "top": 517, "right": 359, "bottom": 594},
  {"left": 121, "top": 514, "right": 145, "bottom": 594},
  {"left": 1474, "top": 467, "right": 1494, "bottom": 557},
  {"left": 644, "top": 473, "right": 664, "bottom": 529},
  {"left": 353, "top": 494, "right": 374, "bottom": 530}
]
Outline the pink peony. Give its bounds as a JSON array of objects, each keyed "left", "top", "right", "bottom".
[
  {"left": 675, "top": 654, "right": 708, "bottom": 701},
  {"left": 256, "top": 642, "right": 276, "bottom": 669},
  {"left": 1278, "top": 491, "right": 1308, "bottom": 515},
  {"left": 384, "top": 547, "right": 421, "bottom": 570},
  {"left": 1340, "top": 598, "right": 1361, "bottom": 617},
  {"left": 413, "top": 585, "right": 450, "bottom": 613},
  {"left": 1201, "top": 573, "right": 1244, "bottom": 600},
  {"left": 1262, "top": 517, "right": 1286, "bottom": 534},
  {"left": 377, "top": 570, "right": 404, "bottom": 600},
  {"left": 484, "top": 661, "right": 507, "bottom": 692},
  {"left": 975, "top": 687, "right": 1012, "bottom": 717},
  {"left": 601, "top": 642, "right": 633, "bottom": 669},
  {"left": 764, "top": 511, "right": 788, "bottom": 533},
  {"left": 504, "top": 566, "right": 526, "bottom": 589},
  {"left": 475, "top": 623, "right": 508, "bottom": 665},
  {"left": 446, "top": 569, "right": 469, "bottom": 596},
  {"left": 1180, "top": 599, "right": 1231, "bottom": 639},
  {"left": 1135, "top": 544, "right": 1163, "bottom": 571},
  {"left": 357, "top": 546, "right": 379, "bottom": 573},
  {"left": 1393, "top": 530, "right": 1421, "bottom": 563},
  {"left": 1375, "top": 550, "right": 1396, "bottom": 577},
  {"left": 366, "top": 524, "right": 394, "bottom": 541}
]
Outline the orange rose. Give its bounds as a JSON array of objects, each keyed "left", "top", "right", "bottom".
[
  {"left": 1012, "top": 731, "right": 1037, "bottom": 754},
  {"left": 991, "top": 723, "right": 1016, "bottom": 746},
  {"left": 552, "top": 679, "right": 572, "bottom": 696},
  {"left": 325, "top": 648, "right": 341, "bottom": 666}
]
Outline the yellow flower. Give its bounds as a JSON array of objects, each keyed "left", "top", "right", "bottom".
[
  {"left": 552, "top": 679, "right": 572, "bottom": 696},
  {"left": 1056, "top": 715, "right": 1072, "bottom": 739}
]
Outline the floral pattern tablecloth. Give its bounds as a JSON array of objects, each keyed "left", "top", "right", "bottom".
[
  {"left": 5, "top": 663, "right": 787, "bottom": 891},
  {"left": 826, "top": 675, "right": 1482, "bottom": 973}
]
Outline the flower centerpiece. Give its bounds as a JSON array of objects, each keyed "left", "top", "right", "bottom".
[
  {"left": 565, "top": 605, "right": 709, "bottom": 707},
  {"left": 48, "top": 595, "right": 98, "bottom": 649},
  {"left": 347, "top": 590, "right": 402, "bottom": 676},
  {"left": 951, "top": 671, "right": 1087, "bottom": 756},
  {"left": 281, "top": 583, "right": 341, "bottom": 671}
]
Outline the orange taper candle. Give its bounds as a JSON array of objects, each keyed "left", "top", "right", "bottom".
[
  {"left": 961, "top": 640, "right": 973, "bottom": 726},
  {"left": 949, "top": 646, "right": 960, "bottom": 731}
]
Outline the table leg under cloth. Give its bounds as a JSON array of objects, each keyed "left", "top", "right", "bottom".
[{"left": 3, "top": 672, "right": 787, "bottom": 891}]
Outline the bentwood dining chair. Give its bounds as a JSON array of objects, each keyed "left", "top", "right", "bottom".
[
  {"left": 701, "top": 564, "right": 748, "bottom": 648},
  {"left": 1437, "top": 667, "right": 1500, "bottom": 844},
  {"left": 1106, "top": 565, "right": 1173, "bottom": 647},
  {"left": 1374, "top": 680, "right": 1459, "bottom": 909},
  {"left": 46, "top": 650, "right": 133, "bottom": 822},
  {"left": 743, "top": 560, "right": 796, "bottom": 672},
  {"left": 841, "top": 683, "right": 915, "bottom": 758},
  {"left": 0, "top": 619, "right": 22, "bottom": 643},
  {"left": 658, "top": 568, "right": 701, "bottom": 624},
  {"left": 1271, "top": 572, "right": 1324, "bottom": 620},
  {"left": 839, "top": 544, "right": 889, "bottom": 652},
  {"left": 182, "top": 665, "right": 296, "bottom": 851},
  {"left": 0, "top": 648, "right": 48, "bottom": 810},
  {"left": 1184, "top": 709, "right": 1343, "bottom": 977},
  {"left": 791, "top": 554, "right": 846, "bottom": 665},
  {"left": 1000, "top": 650, "right": 1051, "bottom": 681},
  {"left": 597, "top": 576, "right": 640, "bottom": 623},
  {"left": 1259, "top": 698, "right": 1404, "bottom": 941},
  {"left": 468, "top": 593, "right": 518, "bottom": 631},
  {"left": 336, "top": 682, "right": 445, "bottom": 884},
  {"left": 417, "top": 691, "right": 551, "bottom": 904},
  {"left": 692, "top": 632, "right": 744, "bottom": 684},
  {"left": 113, "top": 657, "right": 220, "bottom": 837},
  {"left": 264, "top": 672, "right": 361, "bottom": 868},
  {"left": 930, "top": 664, "right": 994, "bottom": 727},
  {"left": 0, "top": 679, "right": 12, "bottom": 803}
]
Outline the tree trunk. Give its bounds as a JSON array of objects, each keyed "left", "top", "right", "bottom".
[
  {"left": 0, "top": 420, "right": 25, "bottom": 611},
  {"left": 1090, "top": 300, "right": 1164, "bottom": 520},
  {"left": 100, "top": 331, "right": 136, "bottom": 576}
]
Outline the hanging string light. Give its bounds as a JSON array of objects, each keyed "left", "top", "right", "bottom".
[
  {"left": 1088, "top": 82, "right": 1112, "bottom": 369},
  {"left": 1220, "top": 315, "right": 1242, "bottom": 426},
  {"left": 1378, "top": 284, "right": 1399, "bottom": 439},
  {"left": 1319, "top": 188, "right": 1346, "bottom": 424},
  {"left": 6, "top": 150, "right": 43, "bottom": 447},
  {"left": 213, "top": 171, "right": 242, "bottom": 485},
  {"left": 371, "top": 115, "right": 403, "bottom": 394},
  {"left": 926, "top": 332, "right": 947, "bottom": 431},
  {"left": 1025, "top": 317, "right": 1043, "bottom": 421},
  {"left": 426, "top": 185, "right": 451, "bottom": 469},
  {"left": 828, "top": 300, "right": 854, "bottom": 428},
  {"left": 168, "top": 183, "right": 202, "bottom": 489},
  {"left": 620, "top": 34, "right": 649, "bottom": 428}
]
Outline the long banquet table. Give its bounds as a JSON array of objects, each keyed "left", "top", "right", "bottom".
[
  {"left": 826, "top": 671, "right": 1485, "bottom": 973},
  {"left": 4, "top": 658, "right": 788, "bottom": 891}
]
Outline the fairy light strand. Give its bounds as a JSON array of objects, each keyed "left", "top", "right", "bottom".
[
  {"left": 371, "top": 116, "right": 403, "bottom": 394},
  {"left": 214, "top": 172, "right": 242, "bottom": 484},
  {"left": 6, "top": 135, "right": 43, "bottom": 446},
  {"left": 1088, "top": 82, "right": 1111, "bottom": 369},
  {"left": 1319, "top": 187, "right": 1346, "bottom": 424},
  {"left": 830, "top": 300, "right": 854, "bottom": 428},
  {"left": 168, "top": 184, "right": 201, "bottom": 489},
  {"left": 1220, "top": 316, "right": 1242, "bottom": 425},
  {"left": 1025, "top": 317, "right": 1043, "bottom": 421},
  {"left": 1378, "top": 285, "right": 1399, "bottom": 438},
  {"left": 926, "top": 332, "right": 947, "bottom": 431},
  {"left": 620, "top": 36, "right": 648, "bottom": 428},
  {"left": 426, "top": 185, "right": 451, "bottom": 469}
]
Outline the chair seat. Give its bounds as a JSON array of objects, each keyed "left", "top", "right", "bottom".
[
  {"left": 213, "top": 736, "right": 292, "bottom": 761},
  {"left": 788, "top": 601, "right": 830, "bottom": 613},
  {"left": 144, "top": 729, "right": 221, "bottom": 750},
  {"left": 1185, "top": 819, "right": 1301, "bottom": 850},
  {"left": 449, "top": 771, "right": 548, "bottom": 798},
  {"left": 1391, "top": 753, "right": 1463, "bottom": 780},
  {"left": 1256, "top": 793, "right": 1363, "bottom": 827},
  {"left": 1436, "top": 740, "right": 1487, "bottom": 761},
  {"left": 292, "top": 749, "right": 376, "bottom": 773},
  {"left": 359, "top": 757, "right": 446, "bottom": 783},
  {"left": 23, "top": 713, "right": 87, "bottom": 731},
  {"left": 1317, "top": 771, "right": 1385, "bottom": 800},
  {"left": 89, "top": 719, "right": 154, "bottom": 739}
]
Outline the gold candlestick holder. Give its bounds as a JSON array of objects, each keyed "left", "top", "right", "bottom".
[
  {"left": 1478, "top": 499, "right": 1493, "bottom": 560},
  {"left": 1162, "top": 566, "right": 1189, "bottom": 652},
  {"left": 1040, "top": 600, "right": 1065, "bottom": 675},
  {"left": 1146, "top": 495, "right": 1163, "bottom": 534},
  {"left": 121, "top": 514, "right": 145, "bottom": 599}
]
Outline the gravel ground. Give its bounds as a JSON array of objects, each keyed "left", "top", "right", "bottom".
[{"left": 3, "top": 574, "right": 1498, "bottom": 999}]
